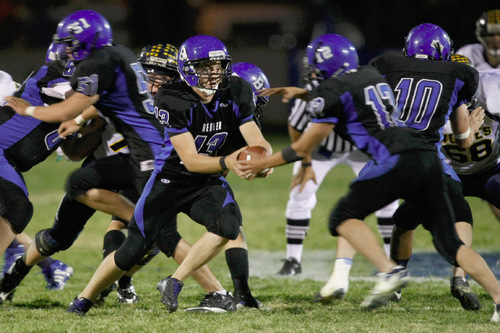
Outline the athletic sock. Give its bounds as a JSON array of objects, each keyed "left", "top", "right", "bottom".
[
  {"left": 225, "top": 248, "right": 250, "bottom": 294},
  {"left": 377, "top": 217, "right": 394, "bottom": 258},
  {"left": 285, "top": 218, "right": 309, "bottom": 261}
]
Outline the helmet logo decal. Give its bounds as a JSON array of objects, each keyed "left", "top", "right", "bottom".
[
  {"left": 431, "top": 39, "right": 444, "bottom": 58},
  {"left": 67, "top": 18, "right": 91, "bottom": 35},
  {"left": 178, "top": 46, "right": 188, "bottom": 61},
  {"left": 306, "top": 97, "right": 326, "bottom": 117},
  {"left": 251, "top": 76, "right": 266, "bottom": 90},
  {"left": 315, "top": 46, "right": 333, "bottom": 63}
]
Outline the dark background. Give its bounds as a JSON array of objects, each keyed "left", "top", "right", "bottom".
[{"left": 0, "top": 0, "right": 496, "bottom": 130}]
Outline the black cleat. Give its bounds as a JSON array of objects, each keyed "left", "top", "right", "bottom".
[
  {"left": 67, "top": 297, "right": 93, "bottom": 316},
  {"left": 185, "top": 291, "right": 237, "bottom": 313},
  {"left": 0, "top": 258, "right": 31, "bottom": 304},
  {"left": 157, "top": 277, "right": 183, "bottom": 313},
  {"left": 450, "top": 277, "right": 481, "bottom": 311},
  {"left": 277, "top": 258, "right": 302, "bottom": 276},
  {"left": 233, "top": 290, "right": 261, "bottom": 310},
  {"left": 117, "top": 283, "right": 140, "bottom": 304}
]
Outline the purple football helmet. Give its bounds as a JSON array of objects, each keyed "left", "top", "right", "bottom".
[
  {"left": 53, "top": 10, "right": 113, "bottom": 61},
  {"left": 45, "top": 42, "right": 67, "bottom": 62},
  {"left": 305, "top": 34, "right": 359, "bottom": 80},
  {"left": 403, "top": 23, "right": 453, "bottom": 61},
  {"left": 177, "top": 35, "right": 232, "bottom": 90},
  {"left": 232, "top": 62, "right": 270, "bottom": 106}
]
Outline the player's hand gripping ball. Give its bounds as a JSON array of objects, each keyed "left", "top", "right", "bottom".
[{"left": 237, "top": 146, "right": 269, "bottom": 176}]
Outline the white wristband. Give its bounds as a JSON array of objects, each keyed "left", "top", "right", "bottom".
[
  {"left": 454, "top": 128, "right": 471, "bottom": 140},
  {"left": 74, "top": 114, "right": 87, "bottom": 126},
  {"left": 25, "top": 106, "right": 36, "bottom": 116}
]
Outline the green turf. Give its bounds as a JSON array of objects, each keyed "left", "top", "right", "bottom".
[{"left": 2, "top": 134, "right": 499, "bottom": 332}]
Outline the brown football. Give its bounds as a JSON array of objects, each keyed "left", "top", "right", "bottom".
[
  {"left": 237, "top": 146, "right": 269, "bottom": 176},
  {"left": 237, "top": 146, "right": 267, "bottom": 161}
]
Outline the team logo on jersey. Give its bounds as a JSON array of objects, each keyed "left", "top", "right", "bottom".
[{"left": 306, "top": 97, "right": 325, "bottom": 117}]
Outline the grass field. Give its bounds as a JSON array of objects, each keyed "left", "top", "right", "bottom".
[{"left": 1, "top": 134, "right": 500, "bottom": 332}]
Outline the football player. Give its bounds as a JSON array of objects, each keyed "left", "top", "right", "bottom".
[
  {"left": 1, "top": 10, "right": 165, "bottom": 311},
  {"left": 0, "top": 42, "right": 80, "bottom": 298},
  {"left": 369, "top": 23, "right": 485, "bottom": 311},
  {"left": 237, "top": 34, "right": 500, "bottom": 322},
  {"left": 277, "top": 35, "right": 399, "bottom": 305},
  {"left": 457, "top": 9, "right": 500, "bottom": 70},
  {"left": 66, "top": 35, "right": 272, "bottom": 315}
]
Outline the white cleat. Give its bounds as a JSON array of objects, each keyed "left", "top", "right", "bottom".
[
  {"left": 361, "top": 266, "right": 410, "bottom": 310},
  {"left": 315, "top": 277, "right": 349, "bottom": 304}
]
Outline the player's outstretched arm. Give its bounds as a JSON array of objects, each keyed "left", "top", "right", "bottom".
[
  {"left": 258, "top": 87, "right": 308, "bottom": 103},
  {"left": 5, "top": 92, "right": 99, "bottom": 123}
]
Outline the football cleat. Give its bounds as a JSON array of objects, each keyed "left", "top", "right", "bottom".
[
  {"left": 360, "top": 266, "right": 410, "bottom": 310},
  {"left": 389, "top": 289, "right": 402, "bottom": 302},
  {"left": 67, "top": 297, "right": 93, "bottom": 316},
  {"left": 1, "top": 245, "right": 25, "bottom": 278},
  {"left": 0, "top": 258, "right": 30, "bottom": 304},
  {"left": 491, "top": 303, "right": 500, "bottom": 323},
  {"left": 233, "top": 290, "right": 261, "bottom": 310},
  {"left": 42, "top": 260, "right": 74, "bottom": 290},
  {"left": 117, "top": 283, "right": 140, "bottom": 304},
  {"left": 157, "top": 276, "right": 183, "bottom": 313},
  {"left": 277, "top": 258, "right": 302, "bottom": 276},
  {"left": 185, "top": 291, "right": 237, "bottom": 313},
  {"left": 314, "top": 274, "right": 349, "bottom": 304},
  {"left": 450, "top": 277, "right": 481, "bottom": 311}
]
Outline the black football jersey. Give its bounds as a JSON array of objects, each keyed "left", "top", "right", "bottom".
[
  {"left": 0, "top": 59, "right": 72, "bottom": 172},
  {"left": 153, "top": 76, "right": 255, "bottom": 178},
  {"left": 370, "top": 54, "right": 479, "bottom": 144},
  {"left": 309, "top": 65, "right": 434, "bottom": 163},
  {"left": 70, "top": 45, "right": 164, "bottom": 166}
]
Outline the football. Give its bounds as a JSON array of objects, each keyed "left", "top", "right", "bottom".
[
  {"left": 237, "top": 146, "right": 269, "bottom": 176},
  {"left": 237, "top": 145, "right": 267, "bottom": 161}
]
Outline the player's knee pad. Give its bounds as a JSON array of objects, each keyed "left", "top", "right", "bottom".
[
  {"left": 2, "top": 196, "right": 33, "bottom": 234},
  {"left": 328, "top": 197, "right": 357, "bottom": 236},
  {"left": 35, "top": 229, "right": 64, "bottom": 256},
  {"left": 392, "top": 203, "right": 421, "bottom": 231},
  {"left": 431, "top": 229, "right": 461, "bottom": 267},
  {"left": 114, "top": 231, "right": 150, "bottom": 271},
  {"left": 103, "top": 230, "right": 126, "bottom": 258},
  {"left": 137, "top": 245, "right": 160, "bottom": 265},
  {"left": 212, "top": 205, "right": 240, "bottom": 240}
]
